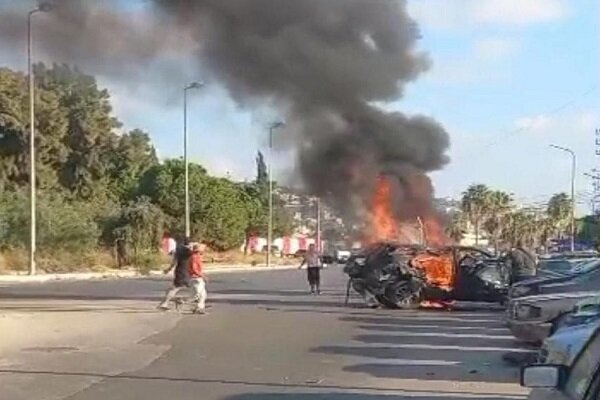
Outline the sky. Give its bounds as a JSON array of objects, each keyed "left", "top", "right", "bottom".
[{"left": 2, "top": 0, "right": 599, "bottom": 213}]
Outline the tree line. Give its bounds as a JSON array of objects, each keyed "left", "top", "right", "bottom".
[
  {"left": 447, "top": 183, "right": 574, "bottom": 251},
  {"left": 0, "top": 64, "right": 293, "bottom": 269}
]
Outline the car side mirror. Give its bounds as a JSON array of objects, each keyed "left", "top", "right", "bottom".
[{"left": 521, "top": 364, "right": 568, "bottom": 389}]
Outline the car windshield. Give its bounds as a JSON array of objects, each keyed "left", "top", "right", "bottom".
[{"left": 572, "top": 259, "right": 600, "bottom": 275}]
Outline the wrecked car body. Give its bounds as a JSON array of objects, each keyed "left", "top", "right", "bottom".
[{"left": 343, "top": 242, "right": 509, "bottom": 308}]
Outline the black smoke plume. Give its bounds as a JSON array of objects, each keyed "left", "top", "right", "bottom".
[{"left": 0, "top": 0, "right": 450, "bottom": 231}]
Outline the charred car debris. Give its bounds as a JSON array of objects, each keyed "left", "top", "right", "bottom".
[{"left": 343, "top": 242, "right": 509, "bottom": 308}]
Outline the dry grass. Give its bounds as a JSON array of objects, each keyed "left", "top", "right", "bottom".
[
  {"left": 202, "top": 248, "right": 299, "bottom": 266},
  {"left": 0, "top": 247, "right": 299, "bottom": 274},
  {"left": 0, "top": 248, "right": 117, "bottom": 273}
]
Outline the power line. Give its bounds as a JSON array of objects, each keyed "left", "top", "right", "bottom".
[{"left": 480, "top": 85, "right": 597, "bottom": 150}]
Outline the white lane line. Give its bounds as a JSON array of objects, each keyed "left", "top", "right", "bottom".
[
  {"left": 348, "top": 342, "right": 537, "bottom": 353},
  {"left": 355, "top": 359, "right": 461, "bottom": 366},
  {"left": 363, "top": 331, "right": 515, "bottom": 340},
  {"left": 389, "top": 316, "right": 500, "bottom": 323},
  {"left": 360, "top": 324, "right": 510, "bottom": 333},
  {"left": 362, "top": 324, "right": 510, "bottom": 332}
]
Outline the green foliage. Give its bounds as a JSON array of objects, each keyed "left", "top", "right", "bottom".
[
  {"left": 113, "top": 196, "right": 165, "bottom": 255},
  {"left": 460, "top": 184, "right": 492, "bottom": 244},
  {"left": 547, "top": 193, "right": 571, "bottom": 230},
  {"left": 0, "top": 64, "right": 298, "bottom": 269},
  {"left": 445, "top": 211, "right": 467, "bottom": 242},
  {"left": 0, "top": 191, "right": 99, "bottom": 252},
  {"left": 577, "top": 216, "right": 600, "bottom": 243}
]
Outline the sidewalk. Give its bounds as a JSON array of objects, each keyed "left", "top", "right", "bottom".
[{"left": 0, "top": 263, "right": 298, "bottom": 283}]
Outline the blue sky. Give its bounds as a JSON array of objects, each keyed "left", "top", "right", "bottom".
[
  {"left": 403, "top": 0, "right": 600, "bottom": 213},
  {"left": 3, "top": 0, "right": 599, "bottom": 213}
]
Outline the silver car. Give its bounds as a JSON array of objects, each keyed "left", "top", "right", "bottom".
[
  {"left": 522, "top": 322, "right": 600, "bottom": 399},
  {"left": 508, "top": 291, "right": 600, "bottom": 343}
]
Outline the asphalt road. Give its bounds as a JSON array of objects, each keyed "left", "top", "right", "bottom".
[{"left": 0, "top": 266, "right": 532, "bottom": 400}]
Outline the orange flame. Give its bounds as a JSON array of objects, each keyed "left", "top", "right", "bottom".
[
  {"left": 423, "top": 217, "right": 452, "bottom": 247},
  {"left": 412, "top": 251, "right": 455, "bottom": 290},
  {"left": 367, "top": 175, "right": 455, "bottom": 291},
  {"left": 369, "top": 176, "right": 399, "bottom": 242}
]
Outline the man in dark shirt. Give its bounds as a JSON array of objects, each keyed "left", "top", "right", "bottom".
[
  {"left": 508, "top": 245, "right": 537, "bottom": 284},
  {"left": 158, "top": 237, "right": 193, "bottom": 310}
]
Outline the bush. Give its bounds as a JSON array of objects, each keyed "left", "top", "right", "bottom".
[
  {"left": 0, "top": 191, "right": 99, "bottom": 252},
  {"left": 131, "top": 250, "right": 163, "bottom": 275}
]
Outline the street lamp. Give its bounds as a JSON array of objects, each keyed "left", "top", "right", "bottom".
[
  {"left": 267, "top": 121, "right": 285, "bottom": 267},
  {"left": 550, "top": 144, "right": 577, "bottom": 252},
  {"left": 183, "top": 81, "right": 204, "bottom": 238},
  {"left": 27, "top": 1, "right": 52, "bottom": 276}
]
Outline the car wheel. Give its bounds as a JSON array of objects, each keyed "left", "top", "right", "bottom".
[{"left": 381, "top": 281, "right": 420, "bottom": 309}]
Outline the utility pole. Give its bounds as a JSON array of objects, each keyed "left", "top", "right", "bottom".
[
  {"left": 267, "top": 121, "right": 285, "bottom": 267},
  {"left": 183, "top": 81, "right": 203, "bottom": 238},
  {"left": 27, "top": 2, "right": 52, "bottom": 276},
  {"left": 316, "top": 197, "right": 321, "bottom": 252},
  {"left": 550, "top": 144, "right": 577, "bottom": 252}
]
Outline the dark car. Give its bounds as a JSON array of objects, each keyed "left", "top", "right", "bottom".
[
  {"left": 509, "top": 259, "right": 600, "bottom": 300},
  {"left": 537, "top": 258, "right": 592, "bottom": 277},
  {"left": 344, "top": 242, "right": 508, "bottom": 308}
]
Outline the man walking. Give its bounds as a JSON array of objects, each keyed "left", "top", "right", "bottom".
[
  {"left": 188, "top": 242, "right": 208, "bottom": 314},
  {"left": 158, "top": 237, "right": 194, "bottom": 311},
  {"left": 299, "top": 244, "right": 322, "bottom": 294}
]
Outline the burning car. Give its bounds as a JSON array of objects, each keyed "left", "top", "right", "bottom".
[{"left": 343, "top": 242, "right": 509, "bottom": 308}]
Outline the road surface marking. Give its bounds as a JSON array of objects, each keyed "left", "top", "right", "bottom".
[{"left": 348, "top": 342, "right": 537, "bottom": 353}]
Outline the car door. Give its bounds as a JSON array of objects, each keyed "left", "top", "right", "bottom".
[{"left": 562, "top": 331, "right": 600, "bottom": 400}]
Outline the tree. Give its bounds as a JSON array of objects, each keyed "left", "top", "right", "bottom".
[
  {"left": 445, "top": 211, "right": 467, "bottom": 243},
  {"left": 138, "top": 159, "right": 256, "bottom": 250},
  {"left": 547, "top": 193, "right": 571, "bottom": 238},
  {"left": 0, "top": 190, "right": 99, "bottom": 252},
  {"left": 107, "top": 129, "right": 158, "bottom": 202},
  {"left": 35, "top": 63, "right": 122, "bottom": 199},
  {"left": 483, "top": 190, "right": 513, "bottom": 252},
  {"left": 0, "top": 67, "right": 69, "bottom": 191},
  {"left": 461, "top": 184, "right": 491, "bottom": 245},
  {"left": 113, "top": 196, "right": 165, "bottom": 256}
]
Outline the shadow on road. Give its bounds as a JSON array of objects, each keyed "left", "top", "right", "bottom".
[
  {"left": 0, "top": 368, "right": 524, "bottom": 399},
  {"left": 312, "top": 309, "right": 530, "bottom": 385}
]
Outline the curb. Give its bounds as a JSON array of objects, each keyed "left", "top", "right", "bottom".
[{"left": 0, "top": 264, "right": 299, "bottom": 284}]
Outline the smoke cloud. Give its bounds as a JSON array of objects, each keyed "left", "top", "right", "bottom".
[{"left": 0, "top": 0, "right": 450, "bottom": 231}]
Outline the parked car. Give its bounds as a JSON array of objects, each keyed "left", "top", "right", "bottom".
[
  {"left": 522, "top": 322, "right": 600, "bottom": 399},
  {"left": 508, "top": 291, "right": 600, "bottom": 343},
  {"left": 509, "top": 259, "right": 600, "bottom": 300},
  {"left": 536, "top": 258, "right": 593, "bottom": 278},
  {"left": 335, "top": 249, "right": 351, "bottom": 263},
  {"left": 550, "top": 296, "right": 600, "bottom": 336}
]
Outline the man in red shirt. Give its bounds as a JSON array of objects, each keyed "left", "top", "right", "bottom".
[
  {"left": 158, "top": 240, "right": 207, "bottom": 314},
  {"left": 189, "top": 242, "right": 208, "bottom": 314}
]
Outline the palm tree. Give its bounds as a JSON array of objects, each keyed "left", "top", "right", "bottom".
[
  {"left": 501, "top": 210, "right": 541, "bottom": 249},
  {"left": 547, "top": 193, "right": 571, "bottom": 239},
  {"left": 446, "top": 212, "right": 467, "bottom": 243},
  {"left": 483, "top": 190, "right": 513, "bottom": 253},
  {"left": 461, "top": 184, "right": 492, "bottom": 245}
]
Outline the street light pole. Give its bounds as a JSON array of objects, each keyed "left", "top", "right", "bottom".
[
  {"left": 267, "top": 121, "right": 285, "bottom": 267},
  {"left": 316, "top": 197, "right": 321, "bottom": 252},
  {"left": 550, "top": 144, "right": 577, "bottom": 252},
  {"left": 27, "top": 2, "right": 52, "bottom": 276},
  {"left": 183, "top": 81, "right": 203, "bottom": 238}
]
